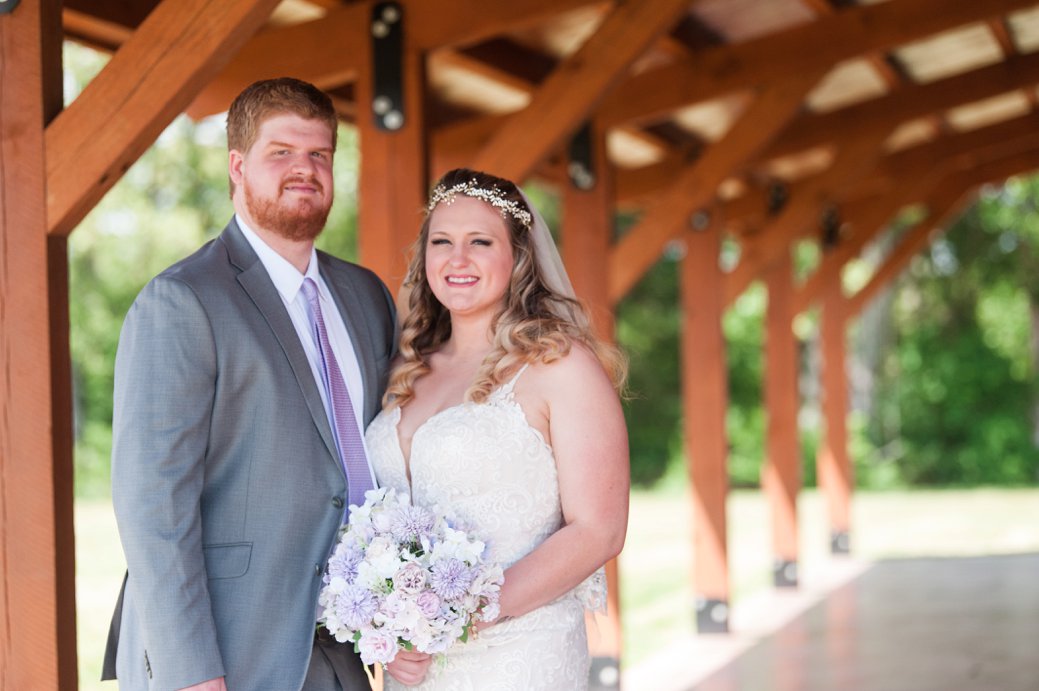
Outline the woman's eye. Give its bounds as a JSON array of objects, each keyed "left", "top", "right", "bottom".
[
  {"left": 472, "top": 239, "right": 491, "bottom": 247},
  {"left": 430, "top": 238, "right": 450, "bottom": 246}
]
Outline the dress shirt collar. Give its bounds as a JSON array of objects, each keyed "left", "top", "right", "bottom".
[{"left": 236, "top": 214, "right": 322, "bottom": 302}]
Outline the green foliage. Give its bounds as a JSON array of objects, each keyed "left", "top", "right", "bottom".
[{"left": 616, "top": 257, "right": 682, "bottom": 486}]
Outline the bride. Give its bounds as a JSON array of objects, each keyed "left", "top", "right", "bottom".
[{"left": 365, "top": 168, "right": 629, "bottom": 689}]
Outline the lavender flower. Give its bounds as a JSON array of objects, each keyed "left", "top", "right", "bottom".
[
  {"left": 416, "top": 590, "right": 441, "bottom": 619},
  {"left": 391, "top": 504, "right": 436, "bottom": 544},
  {"left": 336, "top": 583, "right": 378, "bottom": 630},
  {"left": 429, "top": 558, "right": 473, "bottom": 600},
  {"left": 326, "top": 545, "right": 362, "bottom": 584}
]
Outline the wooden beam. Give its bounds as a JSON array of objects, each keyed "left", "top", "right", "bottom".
[
  {"left": 471, "top": 0, "right": 691, "bottom": 182},
  {"left": 845, "top": 184, "right": 968, "bottom": 319},
  {"left": 188, "top": 0, "right": 604, "bottom": 119},
  {"left": 724, "top": 128, "right": 890, "bottom": 306},
  {"left": 763, "top": 49, "right": 1039, "bottom": 163},
  {"left": 847, "top": 147, "right": 1039, "bottom": 317},
  {"left": 564, "top": 122, "right": 616, "bottom": 340},
  {"left": 609, "top": 70, "right": 824, "bottom": 305},
  {"left": 794, "top": 120, "right": 1039, "bottom": 313},
  {"left": 46, "top": 0, "right": 282, "bottom": 237},
  {"left": 599, "top": 0, "right": 1036, "bottom": 129},
  {"left": 356, "top": 14, "right": 429, "bottom": 292},
  {"left": 1, "top": 0, "right": 75, "bottom": 686},
  {"left": 681, "top": 226, "right": 731, "bottom": 632},
  {"left": 186, "top": 3, "right": 367, "bottom": 118},
  {"left": 817, "top": 283, "right": 853, "bottom": 553},
  {"left": 561, "top": 121, "right": 623, "bottom": 677},
  {"left": 762, "top": 251, "right": 801, "bottom": 588}
]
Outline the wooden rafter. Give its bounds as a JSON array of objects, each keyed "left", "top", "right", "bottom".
[
  {"left": 188, "top": 0, "right": 603, "bottom": 119},
  {"left": 46, "top": 0, "right": 282, "bottom": 237},
  {"left": 764, "top": 49, "right": 1039, "bottom": 163},
  {"left": 723, "top": 126, "right": 891, "bottom": 307},
  {"left": 471, "top": 0, "right": 692, "bottom": 181},
  {"left": 608, "top": 70, "right": 825, "bottom": 305},
  {"left": 599, "top": 0, "right": 1036, "bottom": 130}
]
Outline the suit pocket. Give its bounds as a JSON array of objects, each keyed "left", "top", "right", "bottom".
[{"left": 203, "top": 542, "right": 252, "bottom": 580}]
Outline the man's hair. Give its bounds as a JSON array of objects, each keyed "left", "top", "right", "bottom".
[{"left": 226, "top": 77, "right": 338, "bottom": 163}]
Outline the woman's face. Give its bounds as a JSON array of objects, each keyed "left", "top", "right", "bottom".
[{"left": 425, "top": 196, "right": 515, "bottom": 323}]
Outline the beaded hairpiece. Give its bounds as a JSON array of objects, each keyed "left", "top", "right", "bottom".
[{"left": 427, "top": 179, "right": 533, "bottom": 229}]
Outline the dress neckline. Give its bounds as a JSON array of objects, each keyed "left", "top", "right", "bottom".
[{"left": 390, "top": 364, "right": 543, "bottom": 491}]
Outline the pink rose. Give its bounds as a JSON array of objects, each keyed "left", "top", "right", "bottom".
[
  {"left": 357, "top": 629, "right": 398, "bottom": 665},
  {"left": 416, "top": 590, "right": 441, "bottom": 619}
]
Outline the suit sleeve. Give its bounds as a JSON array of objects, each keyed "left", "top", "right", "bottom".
[{"left": 111, "top": 275, "right": 225, "bottom": 689}]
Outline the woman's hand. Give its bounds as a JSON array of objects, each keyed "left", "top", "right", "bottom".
[{"left": 385, "top": 650, "right": 433, "bottom": 687}]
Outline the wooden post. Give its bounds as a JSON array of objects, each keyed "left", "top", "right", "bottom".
[
  {"left": 0, "top": 0, "right": 77, "bottom": 687},
  {"left": 356, "top": 1, "right": 428, "bottom": 292},
  {"left": 762, "top": 252, "right": 801, "bottom": 587},
  {"left": 681, "top": 225, "right": 730, "bottom": 632},
  {"left": 562, "top": 122, "right": 621, "bottom": 687},
  {"left": 817, "top": 284, "right": 853, "bottom": 553}
]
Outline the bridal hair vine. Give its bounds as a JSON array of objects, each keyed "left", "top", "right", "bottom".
[{"left": 427, "top": 179, "right": 533, "bottom": 230}]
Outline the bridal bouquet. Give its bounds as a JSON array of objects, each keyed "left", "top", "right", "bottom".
[{"left": 318, "top": 486, "right": 505, "bottom": 666}]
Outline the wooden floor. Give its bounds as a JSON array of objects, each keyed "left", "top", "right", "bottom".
[{"left": 623, "top": 553, "right": 1039, "bottom": 691}]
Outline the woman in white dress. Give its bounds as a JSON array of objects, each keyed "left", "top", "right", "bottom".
[{"left": 366, "top": 168, "right": 629, "bottom": 689}]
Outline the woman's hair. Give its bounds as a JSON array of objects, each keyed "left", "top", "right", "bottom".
[{"left": 384, "top": 168, "right": 626, "bottom": 407}]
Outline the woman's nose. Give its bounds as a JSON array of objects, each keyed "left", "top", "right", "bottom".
[{"left": 449, "top": 244, "right": 469, "bottom": 265}]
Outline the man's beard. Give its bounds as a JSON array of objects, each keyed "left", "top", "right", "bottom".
[{"left": 244, "top": 176, "right": 331, "bottom": 242}]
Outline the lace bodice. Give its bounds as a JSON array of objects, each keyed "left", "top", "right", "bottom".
[{"left": 365, "top": 366, "right": 603, "bottom": 689}]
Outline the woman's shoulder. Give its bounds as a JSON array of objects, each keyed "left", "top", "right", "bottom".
[{"left": 521, "top": 341, "right": 612, "bottom": 393}]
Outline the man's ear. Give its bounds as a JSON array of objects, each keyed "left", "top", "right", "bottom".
[{"left": 229, "top": 149, "right": 244, "bottom": 186}]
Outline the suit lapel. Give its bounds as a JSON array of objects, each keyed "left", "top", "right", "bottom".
[
  {"left": 220, "top": 220, "right": 342, "bottom": 470},
  {"left": 319, "top": 252, "right": 380, "bottom": 424}
]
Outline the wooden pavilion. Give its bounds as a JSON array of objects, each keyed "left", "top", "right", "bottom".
[{"left": 5, "top": 0, "right": 1039, "bottom": 687}]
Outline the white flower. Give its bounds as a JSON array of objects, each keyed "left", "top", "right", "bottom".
[{"left": 357, "top": 628, "right": 398, "bottom": 665}]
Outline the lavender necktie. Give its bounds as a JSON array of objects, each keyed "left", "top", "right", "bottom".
[{"left": 301, "top": 277, "right": 373, "bottom": 509}]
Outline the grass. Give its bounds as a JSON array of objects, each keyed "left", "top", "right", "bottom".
[{"left": 75, "top": 487, "right": 1039, "bottom": 688}]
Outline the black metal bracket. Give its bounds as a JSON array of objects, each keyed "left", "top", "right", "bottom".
[
  {"left": 767, "top": 180, "right": 789, "bottom": 215},
  {"left": 588, "top": 656, "right": 621, "bottom": 689},
  {"left": 821, "top": 204, "right": 842, "bottom": 249},
  {"left": 567, "top": 122, "right": 596, "bottom": 190},
  {"left": 695, "top": 596, "right": 729, "bottom": 633},
  {"left": 773, "top": 558, "right": 799, "bottom": 588},
  {"left": 831, "top": 530, "right": 851, "bottom": 554},
  {"left": 0, "top": 0, "right": 21, "bottom": 15},
  {"left": 370, "top": 1, "right": 404, "bottom": 131}
]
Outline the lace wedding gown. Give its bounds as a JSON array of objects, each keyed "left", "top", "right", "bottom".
[{"left": 365, "top": 366, "right": 605, "bottom": 691}]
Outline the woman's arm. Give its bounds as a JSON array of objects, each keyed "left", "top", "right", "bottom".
[{"left": 493, "top": 345, "right": 630, "bottom": 621}]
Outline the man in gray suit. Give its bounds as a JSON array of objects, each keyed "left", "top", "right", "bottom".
[{"left": 103, "top": 78, "right": 396, "bottom": 690}]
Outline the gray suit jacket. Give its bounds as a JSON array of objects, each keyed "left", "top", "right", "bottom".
[{"left": 104, "top": 219, "right": 397, "bottom": 690}]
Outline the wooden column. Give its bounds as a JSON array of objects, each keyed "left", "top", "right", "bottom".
[
  {"left": 356, "top": 2, "right": 428, "bottom": 292},
  {"left": 762, "top": 252, "right": 801, "bottom": 587},
  {"left": 681, "top": 226, "right": 730, "bottom": 633},
  {"left": 562, "top": 122, "right": 621, "bottom": 687},
  {"left": 817, "top": 284, "right": 853, "bottom": 553},
  {"left": 1, "top": 0, "right": 76, "bottom": 687}
]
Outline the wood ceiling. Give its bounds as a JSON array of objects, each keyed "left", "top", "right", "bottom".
[{"left": 59, "top": 0, "right": 1039, "bottom": 301}]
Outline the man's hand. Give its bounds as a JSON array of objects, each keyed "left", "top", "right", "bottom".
[
  {"left": 178, "top": 678, "right": 227, "bottom": 691},
  {"left": 385, "top": 650, "right": 433, "bottom": 687}
]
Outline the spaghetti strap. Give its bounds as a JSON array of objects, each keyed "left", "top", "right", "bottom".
[{"left": 501, "top": 363, "right": 530, "bottom": 392}]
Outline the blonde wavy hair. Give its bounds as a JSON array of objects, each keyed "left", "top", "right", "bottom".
[{"left": 384, "top": 168, "right": 626, "bottom": 408}]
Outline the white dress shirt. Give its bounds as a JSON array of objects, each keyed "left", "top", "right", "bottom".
[{"left": 236, "top": 215, "right": 376, "bottom": 489}]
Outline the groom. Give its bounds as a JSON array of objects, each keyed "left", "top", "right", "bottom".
[{"left": 102, "top": 78, "right": 397, "bottom": 690}]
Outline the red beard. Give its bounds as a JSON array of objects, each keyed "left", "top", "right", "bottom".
[{"left": 244, "top": 176, "right": 331, "bottom": 242}]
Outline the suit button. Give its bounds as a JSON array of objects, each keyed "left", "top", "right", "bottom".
[
  {"left": 331, "top": 496, "right": 344, "bottom": 509},
  {"left": 315, "top": 563, "right": 322, "bottom": 576}
]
